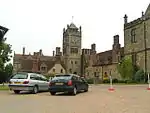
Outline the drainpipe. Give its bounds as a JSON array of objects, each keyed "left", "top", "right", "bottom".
[
  {"left": 144, "top": 21, "right": 147, "bottom": 82},
  {"left": 102, "top": 65, "right": 103, "bottom": 83}
]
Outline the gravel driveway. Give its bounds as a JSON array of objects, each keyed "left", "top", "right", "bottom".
[{"left": 0, "top": 84, "right": 150, "bottom": 113}]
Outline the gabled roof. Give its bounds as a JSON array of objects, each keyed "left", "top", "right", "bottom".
[
  {"left": 145, "top": 3, "right": 150, "bottom": 18},
  {"left": 69, "top": 22, "right": 77, "bottom": 29}
]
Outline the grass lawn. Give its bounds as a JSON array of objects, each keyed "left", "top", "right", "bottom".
[{"left": 0, "top": 85, "right": 9, "bottom": 90}]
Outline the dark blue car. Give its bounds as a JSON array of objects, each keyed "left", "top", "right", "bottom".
[{"left": 49, "top": 74, "right": 89, "bottom": 95}]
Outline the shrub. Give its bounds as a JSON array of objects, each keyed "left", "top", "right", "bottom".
[
  {"left": 134, "top": 69, "right": 144, "bottom": 83},
  {"left": 112, "top": 78, "right": 118, "bottom": 83},
  {"left": 125, "top": 80, "right": 137, "bottom": 84},
  {"left": 103, "top": 79, "right": 110, "bottom": 83},
  {"left": 86, "top": 78, "right": 94, "bottom": 84}
]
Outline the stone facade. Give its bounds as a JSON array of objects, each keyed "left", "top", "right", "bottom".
[
  {"left": 13, "top": 48, "right": 66, "bottom": 75},
  {"left": 13, "top": 3, "right": 150, "bottom": 79},
  {"left": 84, "top": 35, "right": 124, "bottom": 80},
  {"left": 124, "top": 4, "right": 150, "bottom": 73},
  {"left": 62, "top": 23, "right": 82, "bottom": 74},
  {"left": 13, "top": 22, "right": 82, "bottom": 75}
]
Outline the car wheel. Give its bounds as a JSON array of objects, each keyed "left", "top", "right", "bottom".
[
  {"left": 32, "top": 86, "right": 38, "bottom": 94},
  {"left": 50, "top": 92, "right": 56, "bottom": 95},
  {"left": 14, "top": 90, "right": 20, "bottom": 94},
  {"left": 72, "top": 87, "right": 77, "bottom": 95},
  {"left": 84, "top": 88, "right": 88, "bottom": 92}
]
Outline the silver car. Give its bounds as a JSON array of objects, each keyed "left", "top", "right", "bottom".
[{"left": 8, "top": 72, "right": 49, "bottom": 94}]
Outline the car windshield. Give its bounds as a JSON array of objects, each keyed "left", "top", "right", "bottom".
[
  {"left": 12, "top": 73, "right": 28, "bottom": 79},
  {"left": 52, "top": 75, "right": 71, "bottom": 80}
]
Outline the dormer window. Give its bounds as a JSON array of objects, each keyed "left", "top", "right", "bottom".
[
  {"left": 40, "top": 63, "right": 47, "bottom": 72},
  {"left": 41, "top": 66, "right": 47, "bottom": 72}
]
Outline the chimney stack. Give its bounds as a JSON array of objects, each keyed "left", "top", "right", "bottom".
[
  {"left": 39, "top": 49, "right": 42, "bottom": 56},
  {"left": 91, "top": 44, "right": 96, "bottom": 54},
  {"left": 91, "top": 44, "right": 96, "bottom": 51},
  {"left": 56, "top": 47, "right": 61, "bottom": 56},
  {"left": 23, "top": 47, "right": 25, "bottom": 55},
  {"left": 113, "top": 35, "right": 119, "bottom": 44},
  {"left": 53, "top": 51, "right": 55, "bottom": 56}
]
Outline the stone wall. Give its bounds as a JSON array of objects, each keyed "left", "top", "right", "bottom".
[
  {"left": 124, "top": 21, "right": 145, "bottom": 54},
  {"left": 85, "top": 63, "right": 121, "bottom": 80}
]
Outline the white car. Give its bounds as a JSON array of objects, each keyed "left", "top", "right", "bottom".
[{"left": 8, "top": 72, "right": 49, "bottom": 94}]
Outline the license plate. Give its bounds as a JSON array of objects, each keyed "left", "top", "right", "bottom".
[
  {"left": 14, "top": 82, "right": 21, "bottom": 84},
  {"left": 55, "top": 83, "right": 63, "bottom": 85}
]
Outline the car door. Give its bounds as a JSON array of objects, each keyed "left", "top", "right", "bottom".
[
  {"left": 39, "top": 75, "right": 49, "bottom": 91},
  {"left": 77, "top": 76, "right": 84, "bottom": 90},
  {"left": 80, "top": 77, "right": 88, "bottom": 90},
  {"left": 30, "top": 74, "right": 39, "bottom": 86},
  {"left": 72, "top": 76, "right": 80, "bottom": 91}
]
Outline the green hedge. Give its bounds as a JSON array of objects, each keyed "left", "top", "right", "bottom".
[{"left": 85, "top": 78, "right": 94, "bottom": 84}]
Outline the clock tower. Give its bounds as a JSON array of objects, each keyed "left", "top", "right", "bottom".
[{"left": 63, "top": 22, "right": 82, "bottom": 75}]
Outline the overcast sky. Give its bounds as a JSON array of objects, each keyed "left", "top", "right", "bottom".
[{"left": 0, "top": 0, "right": 150, "bottom": 58}]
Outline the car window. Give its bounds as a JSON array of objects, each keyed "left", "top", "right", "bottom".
[
  {"left": 12, "top": 73, "right": 28, "bottom": 79},
  {"left": 52, "top": 74, "right": 71, "bottom": 80},
  {"left": 39, "top": 74, "right": 48, "bottom": 81},
  {"left": 72, "top": 76, "right": 78, "bottom": 80},
  {"left": 30, "top": 74, "right": 40, "bottom": 80},
  {"left": 81, "top": 78, "right": 87, "bottom": 82},
  {"left": 78, "top": 77, "right": 83, "bottom": 82}
]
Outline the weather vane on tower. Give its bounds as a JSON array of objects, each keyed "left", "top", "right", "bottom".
[{"left": 72, "top": 16, "right": 74, "bottom": 23}]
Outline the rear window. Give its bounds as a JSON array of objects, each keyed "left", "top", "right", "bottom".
[
  {"left": 52, "top": 75, "right": 71, "bottom": 80},
  {"left": 12, "top": 73, "right": 28, "bottom": 79}
]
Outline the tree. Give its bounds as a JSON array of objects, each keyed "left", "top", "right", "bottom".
[
  {"left": 134, "top": 69, "right": 144, "bottom": 82},
  {"left": 0, "top": 38, "right": 12, "bottom": 72},
  {"left": 0, "top": 26, "right": 12, "bottom": 83},
  {"left": 117, "top": 57, "right": 134, "bottom": 80},
  {"left": 5, "top": 63, "right": 13, "bottom": 80}
]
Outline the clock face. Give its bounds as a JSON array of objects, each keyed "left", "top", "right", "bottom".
[
  {"left": 71, "top": 39, "right": 76, "bottom": 44},
  {"left": 71, "top": 38, "right": 80, "bottom": 44}
]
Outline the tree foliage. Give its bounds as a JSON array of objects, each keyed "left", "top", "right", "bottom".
[
  {"left": 0, "top": 37, "right": 12, "bottom": 83},
  {"left": 117, "top": 57, "right": 134, "bottom": 80},
  {"left": 134, "top": 69, "right": 144, "bottom": 82},
  {"left": 5, "top": 63, "right": 13, "bottom": 76},
  {"left": 0, "top": 38, "right": 12, "bottom": 72}
]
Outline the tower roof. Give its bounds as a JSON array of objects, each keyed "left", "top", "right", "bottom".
[
  {"left": 69, "top": 22, "right": 77, "bottom": 29},
  {"left": 145, "top": 3, "right": 150, "bottom": 17}
]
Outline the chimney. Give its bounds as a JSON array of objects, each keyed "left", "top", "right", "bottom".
[
  {"left": 53, "top": 51, "right": 55, "bottom": 56},
  {"left": 91, "top": 44, "right": 96, "bottom": 55},
  {"left": 39, "top": 49, "right": 42, "bottom": 56},
  {"left": 113, "top": 35, "right": 120, "bottom": 50},
  {"left": 91, "top": 44, "right": 96, "bottom": 51},
  {"left": 23, "top": 47, "right": 25, "bottom": 55},
  {"left": 113, "top": 35, "right": 119, "bottom": 44},
  {"left": 56, "top": 47, "right": 60, "bottom": 56}
]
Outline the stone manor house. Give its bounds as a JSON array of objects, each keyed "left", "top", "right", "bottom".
[{"left": 13, "top": 4, "right": 150, "bottom": 79}]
